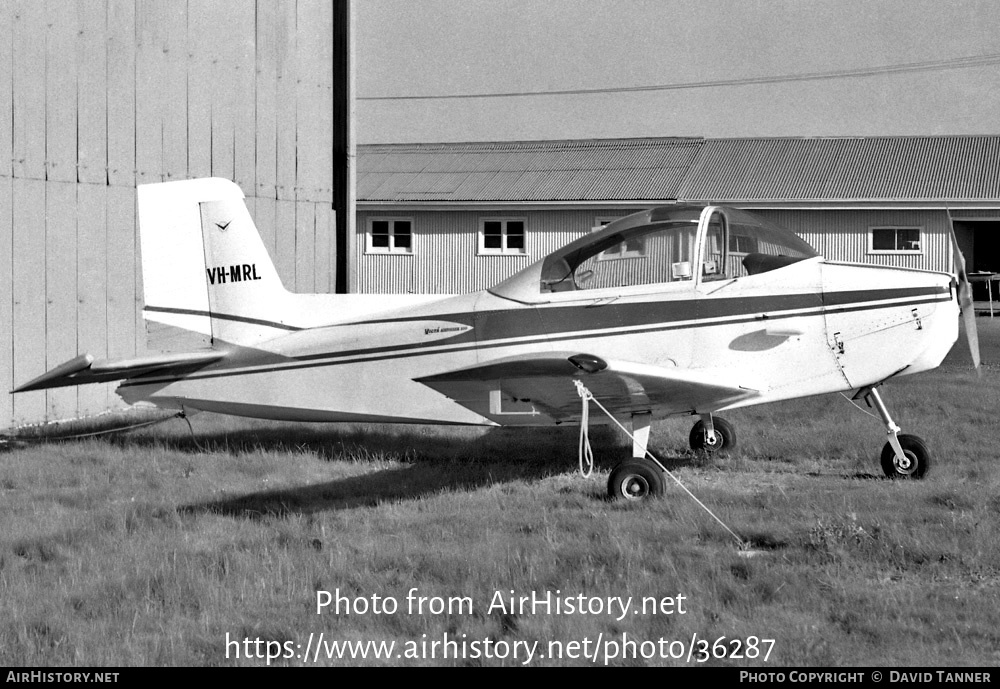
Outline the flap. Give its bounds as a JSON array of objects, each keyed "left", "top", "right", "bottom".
[{"left": 416, "top": 352, "right": 762, "bottom": 424}]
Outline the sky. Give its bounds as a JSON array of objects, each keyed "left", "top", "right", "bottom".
[{"left": 354, "top": 0, "right": 1000, "bottom": 144}]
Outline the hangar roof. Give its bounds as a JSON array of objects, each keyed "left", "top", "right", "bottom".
[
  {"left": 358, "top": 138, "right": 703, "bottom": 202},
  {"left": 357, "top": 135, "right": 1000, "bottom": 207},
  {"left": 678, "top": 136, "right": 1000, "bottom": 202}
]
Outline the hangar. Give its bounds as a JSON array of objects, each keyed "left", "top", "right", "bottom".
[{"left": 355, "top": 135, "right": 1000, "bottom": 294}]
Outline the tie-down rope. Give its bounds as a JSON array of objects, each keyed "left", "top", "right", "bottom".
[
  {"left": 578, "top": 384, "right": 595, "bottom": 478},
  {"left": 574, "top": 380, "right": 747, "bottom": 548}
]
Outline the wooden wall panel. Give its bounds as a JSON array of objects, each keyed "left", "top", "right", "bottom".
[
  {"left": 314, "top": 203, "right": 334, "bottom": 293},
  {"left": 295, "top": 201, "right": 315, "bottom": 292},
  {"left": 77, "top": 0, "right": 109, "bottom": 185},
  {"left": 186, "top": 2, "right": 214, "bottom": 179},
  {"left": 159, "top": 1, "right": 188, "bottom": 181},
  {"left": 0, "top": 177, "right": 12, "bottom": 425},
  {"left": 274, "top": 199, "right": 297, "bottom": 287},
  {"left": 106, "top": 186, "right": 136, "bottom": 362},
  {"left": 106, "top": 0, "right": 136, "bottom": 188},
  {"left": 274, "top": 0, "right": 297, "bottom": 202},
  {"left": 231, "top": 1, "right": 257, "bottom": 195},
  {"left": 205, "top": 1, "right": 238, "bottom": 182},
  {"left": 11, "top": 178, "right": 47, "bottom": 422},
  {"left": 254, "top": 0, "right": 279, "bottom": 201},
  {"left": 11, "top": 0, "right": 46, "bottom": 181},
  {"left": 44, "top": 0, "right": 78, "bottom": 184},
  {"left": 252, "top": 195, "right": 278, "bottom": 264},
  {"left": 132, "top": 197, "right": 144, "bottom": 357},
  {"left": 296, "top": 0, "right": 334, "bottom": 202},
  {"left": 77, "top": 184, "right": 110, "bottom": 414},
  {"left": 134, "top": 0, "right": 166, "bottom": 185},
  {"left": 0, "top": 5, "right": 10, "bottom": 434},
  {"left": 0, "top": 2, "right": 12, "bottom": 180},
  {"left": 45, "top": 182, "right": 78, "bottom": 419}
]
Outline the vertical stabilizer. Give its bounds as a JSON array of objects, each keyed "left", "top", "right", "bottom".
[{"left": 138, "top": 178, "right": 293, "bottom": 349}]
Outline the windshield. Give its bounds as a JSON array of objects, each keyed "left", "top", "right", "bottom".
[
  {"left": 542, "top": 220, "right": 700, "bottom": 292},
  {"left": 489, "top": 205, "right": 820, "bottom": 302}
]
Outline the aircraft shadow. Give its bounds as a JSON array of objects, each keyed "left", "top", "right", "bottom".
[
  {"left": 8, "top": 412, "right": 707, "bottom": 516},
  {"left": 178, "top": 424, "right": 657, "bottom": 518},
  {"left": 161, "top": 422, "right": 705, "bottom": 518},
  {"left": 181, "top": 429, "right": 627, "bottom": 519}
]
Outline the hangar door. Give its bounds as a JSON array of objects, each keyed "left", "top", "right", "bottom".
[{"left": 953, "top": 221, "right": 1000, "bottom": 301}]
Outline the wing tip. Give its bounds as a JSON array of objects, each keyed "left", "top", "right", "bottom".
[{"left": 12, "top": 354, "right": 95, "bottom": 393}]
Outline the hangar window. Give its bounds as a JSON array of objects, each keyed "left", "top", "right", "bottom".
[
  {"left": 599, "top": 236, "right": 645, "bottom": 260},
  {"left": 594, "top": 217, "right": 643, "bottom": 260},
  {"left": 479, "top": 218, "right": 527, "bottom": 255},
  {"left": 366, "top": 218, "right": 413, "bottom": 254},
  {"left": 869, "top": 227, "right": 923, "bottom": 254}
]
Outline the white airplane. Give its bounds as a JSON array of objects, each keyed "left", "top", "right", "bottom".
[{"left": 13, "top": 178, "right": 980, "bottom": 500}]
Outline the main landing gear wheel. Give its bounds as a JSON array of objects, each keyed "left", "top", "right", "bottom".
[
  {"left": 608, "top": 459, "right": 665, "bottom": 501},
  {"left": 880, "top": 434, "right": 930, "bottom": 479},
  {"left": 689, "top": 416, "right": 736, "bottom": 454}
]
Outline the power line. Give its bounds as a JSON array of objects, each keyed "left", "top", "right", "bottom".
[{"left": 359, "top": 52, "right": 1000, "bottom": 102}]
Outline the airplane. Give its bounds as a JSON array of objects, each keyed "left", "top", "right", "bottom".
[{"left": 12, "top": 178, "right": 980, "bottom": 500}]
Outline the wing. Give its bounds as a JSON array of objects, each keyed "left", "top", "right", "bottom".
[
  {"left": 12, "top": 351, "right": 224, "bottom": 393},
  {"left": 416, "top": 352, "right": 763, "bottom": 424}
]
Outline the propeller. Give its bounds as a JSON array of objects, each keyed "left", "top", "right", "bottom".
[{"left": 947, "top": 210, "right": 981, "bottom": 372}]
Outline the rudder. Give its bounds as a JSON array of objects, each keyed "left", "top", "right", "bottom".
[{"left": 138, "top": 178, "right": 293, "bottom": 349}]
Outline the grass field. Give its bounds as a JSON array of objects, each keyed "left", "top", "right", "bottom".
[{"left": 2, "top": 321, "right": 999, "bottom": 667}]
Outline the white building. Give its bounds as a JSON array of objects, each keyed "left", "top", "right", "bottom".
[{"left": 355, "top": 136, "right": 1000, "bottom": 294}]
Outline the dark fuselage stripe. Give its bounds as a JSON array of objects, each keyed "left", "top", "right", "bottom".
[
  {"left": 231, "top": 286, "right": 948, "bottom": 366},
  {"left": 143, "top": 305, "right": 303, "bottom": 331},
  {"left": 120, "top": 289, "right": 951, "bottom": 388}
]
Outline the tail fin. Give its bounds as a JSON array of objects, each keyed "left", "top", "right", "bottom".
[{"left": 138, "top": 178, "right": 293, "bottom": 348}]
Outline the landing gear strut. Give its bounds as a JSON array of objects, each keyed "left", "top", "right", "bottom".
[
  {"left": 865, "top": 387, "right": 930, "bottom": 479},
  {"left": 607, "top": 412, "right": 665, "bottom": 500}
]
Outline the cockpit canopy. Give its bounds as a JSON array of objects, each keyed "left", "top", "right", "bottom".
[{"left": 489, "top": 204, "right": 819, "bottom": 303}]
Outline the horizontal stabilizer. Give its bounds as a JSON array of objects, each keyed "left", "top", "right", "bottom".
[
  {"left": 417, "top": 352, "right": 762, "bottom": 424},
  {"left": 12, "top": 351, "right": 224, "bottom": 393}
]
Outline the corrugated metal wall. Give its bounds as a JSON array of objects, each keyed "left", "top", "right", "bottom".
[
  {"left": 1, "top": 0, "right": 335, "bottom": 429},
  {"left": 756, "top": 210, "right": 952, "bottom": 272},
  {"left": 354, "top": 210, "right": 626, "bottom": 293},
  {"left": 355, "top": 208, "right": 953, "bottom": 295}
]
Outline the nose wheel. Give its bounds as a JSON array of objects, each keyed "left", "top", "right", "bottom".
[
  {"left": 864, "top": 387, "right": 931, "bottom": 479},
  {"left": 880, "top": 434, "right": 930, "bottom": 479}
]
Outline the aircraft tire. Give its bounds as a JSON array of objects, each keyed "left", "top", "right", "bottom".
[
  {"left": 608, "top": 460, "right": 665, "bottom": 501},
  {"left": 689, "top": 417, "right": 736, "bottom": 454},
  {"left": 880, "top": 434, "right": 930, "bottom": 479}
]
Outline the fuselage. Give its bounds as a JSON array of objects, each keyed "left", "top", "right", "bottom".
[{"left": 118, "top": 256, "right": 958, "bottom": 426}]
